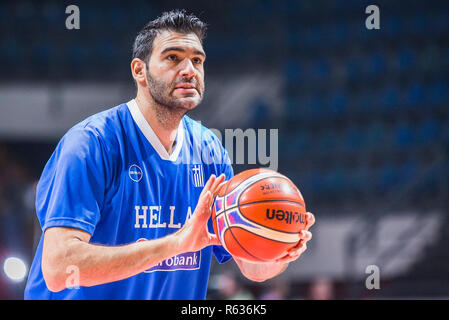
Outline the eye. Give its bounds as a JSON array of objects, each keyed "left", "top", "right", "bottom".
[
  {"left": 167, "top": 54, "right": 178, "bottom": 62},
  {"left": 192, "top": 57, "right": 203, "bottom": 65}
]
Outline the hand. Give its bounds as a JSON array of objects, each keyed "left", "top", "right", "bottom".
[
  {"left": 275, "top": 212, "right": 315, "bottom": 263},
  {"left": 173, "top": 174, "right": 227, "bottom": 253}
]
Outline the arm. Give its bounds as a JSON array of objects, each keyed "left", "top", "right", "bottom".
[
  {"left": 42, "top": 174, "right": 226, "bottom": 292},
  {"left": 42, "top": 227, "right": 181, "bottom": 292},
  {"left": 234, "top": 258, "right": 289, "bottom": 282},
  {"left": 234, "top": 212, "right": 315, "bottom": 282}
]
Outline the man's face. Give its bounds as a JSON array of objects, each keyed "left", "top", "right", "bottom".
[{"left": 146, "top": 30, "right": 206, "bottom": 111}]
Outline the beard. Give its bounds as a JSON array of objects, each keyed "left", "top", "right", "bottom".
[{"left": 145, "top": 68, "right": 205, "bottom": 121}]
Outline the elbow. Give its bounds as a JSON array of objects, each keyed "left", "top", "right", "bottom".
[
  {"left": 235, "top": 258, "right": 271, "bottom": 282},
  {"left": 42, "top": 262, "right": 67, "bottom": 292},
  {"left": 240, "top": 268, "right": 269, "bottom": 282},
  {"left": 41, "top": 228, "right": 86, "bottom": 292},
  {"left": 243, "top": 274, "right": 269, "bottom": 283},
  {"left": 41, "top": 251, "right": 73, "bottom": 292},
  {"left": 44, "top": 277, "right": 65, "bottom": 293}
]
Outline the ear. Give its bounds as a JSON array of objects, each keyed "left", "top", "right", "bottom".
[{"left": 131, "top": 58, "right": 148, "bottom": 87}]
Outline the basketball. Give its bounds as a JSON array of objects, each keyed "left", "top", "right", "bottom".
[{"left": 212, "top": 168, "right": 307, "bottom": 262}]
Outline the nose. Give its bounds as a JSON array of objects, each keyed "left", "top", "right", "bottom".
[{"left": 178, "top": 58, "right": 196, "bottom": 79}]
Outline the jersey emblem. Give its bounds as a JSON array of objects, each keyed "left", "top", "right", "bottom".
[
  {"left": 192, "top": 164, "right": 204, "bottom": 187},
  {"left": 129, "top": 164, "right": 143, "bottom": 182}
]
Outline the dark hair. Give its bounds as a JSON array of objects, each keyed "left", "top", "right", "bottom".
[{"left": 132, "top": 9, "right": 207, "bottom": 63}]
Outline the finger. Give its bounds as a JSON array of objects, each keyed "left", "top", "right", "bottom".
[
  {"left": 194, "top": 190, "right": 212, "bottom": 222},
  {"left": 287, "top": 238, "right": 308, "bottom": 255},
  {"left": 288, "top": 230, "right": 311, "bottom": 252},
  {"left": 205, "top": 174, "right": 217, "bottom": 191},
  {"left": 207, "top": 233, "right": 222, "bottom": 246},
  {"left": 275, "top": 251, "right": 301, "bottom": 263},
  {"left": 305, "top": 212, "right": 315, "bottom": 230},
  {"left": 296, "top": 242, "right": 307, "bottom": 255},
  {"left": 215, "top": 179, "right": 228, "bottom": 195},
  {"left": 200, "top": 174, "right": 216, "bottom": 198},
  {"left": 279, "top": 242, "right": 308, "bottom": 263},
  {"left": 208, "top": 174, "right": 226, "bottom": 207},
  {"left": 299, "top": 230, "right": 312, "bottom": 242},
  {"left": 210, "top": 174, "right": 225, "bottom": 196}
]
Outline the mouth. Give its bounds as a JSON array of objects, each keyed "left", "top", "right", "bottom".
[
  {"left": 174, "top": 83, "right": 198, "bottom": 94},
  {"left": 175, "top": 83, "right": 196, "bottom": 89}
]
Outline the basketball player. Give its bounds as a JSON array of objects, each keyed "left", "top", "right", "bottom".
[{"left": 24, "top": 9, "right": 314, "bottom": 300}]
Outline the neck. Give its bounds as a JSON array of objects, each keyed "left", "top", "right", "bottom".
[{"left": 135, "top": 92, "right": 183, "bottom": 154}]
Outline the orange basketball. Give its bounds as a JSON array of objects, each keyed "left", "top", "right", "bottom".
[{"left": 212, "top": 168, "right": 307, "bottom": 262}]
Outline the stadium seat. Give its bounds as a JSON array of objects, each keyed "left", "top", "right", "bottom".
[
  {"left": 292, "top": 133, "right": 311, "bottom": 155},
  {"left": 347, "top": 165, "right": 364, "bottom": 193},
  {"left": 284, "top": 61, "right": 302, "bottom": 84},
  {"left": 382, "top": 15, "right": 403, "bottom": 39},
  {"left": 0, "top": 3, "right": 7, "bottom": 28},
  {"left": 329, "top": 91, "right": 348, "bottom": 118},
  {"left": 330, "top": 21, "right": 349, "bottom": 44},
  {"left": 66, "top": 42, "right": 89, "bottom": 68},
  {"left": 380, "top": 85, "right": 400, "bottom": 114},
  {"left": 303, "top": 94, "right": 326, "bottom": 121},
  {"left": 377, "top": 163, "right": 399, "bottom": 191},
  {"left": 409, "top": 13, "right": 430, "bottom": 36},
  {"left": 311, "top": 58, "right": 330, "bottom": 81},
  {"left": 95, "top": 40, "right": 119, "bottom": 66},
  {"left": 417, "top": 117, "right": 441, "bottom": 146},
  {"left": 394, "top": 122, "right": 415, "bottom": 149},
  {"left": 344, "top": 56, "right": 362, "bottom": 81},
  {"left": 363, "top": 122, "right": 386, "bottom": 152},
  {"left": 41, "top": 2, "right": 63, "bottom": 28},
  {"left": 317, "top": 131, "right": 337, "bottom": 157},
  {"left": 342, "top": 126, "right": 362, "bottom": 154},
  {"left": 442, "top": 121, "right": 449, "bottom": 143},
  {"left": 397, "top": 160, "right": 418, "bottom": 187},
  {"left": 429, "top": 81, "right": 448, "bottom": 107},
  {"left": 406, "top": 81, "right": 425, "bottom": 109},
  {"left": 325, "top": 166, "right": 346, "bottom": 196},
  {"left": 397, "top": 48, "right": 416, "bottom": 73},
  {"left": 304, "top": 27, "right": 322, "bottom": 49},
  {"left": 13, "top": 1, "right": 36, "bottom": 31},
  {"left": 366, "top": 52, "right": 387, "bottom": 78}
]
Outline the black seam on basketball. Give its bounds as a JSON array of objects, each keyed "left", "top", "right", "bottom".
[
  {"left": 239, "top": 198, "right": 305, "bottom": 207},
  {"left": 219, "top": 171, "right": 294, "bottom": 262},
  {"left": 212, "top": 177, "right": 232, "bottom": 223},
  {"left": 213, "top": 199, "right": 303, "bottom": 223},
  {"left": 229, "top": 226, "right": 298, "bottom": 245},
  {"left": 236, "top": 174, "right": 286, "bottom": 204},
  {"left": 236, "top": 174, "right": 297, "bottom": 208},
  {"left": 223, "top": 174, "right": 232, "bottom": 206},
  {"left": 238, "top": 200, "right": 305, "bottom": 234},
  {"left": 226, "top": 226, "right": 268, "bottom": 262},
  {"left": 222, "top": 186, "right": 265, "bottom": 262},
  {"left": 223, "top": 202, "right": 265, "bottom": 261},
  {"left": 230, "top": 211, "right": 303, "bottom": 235},
  {"left": 216, "top": 201, "right": 305, "bottom": 234},
  {"left": 213, "top": 211, "right": 223, "bottom": 220}
]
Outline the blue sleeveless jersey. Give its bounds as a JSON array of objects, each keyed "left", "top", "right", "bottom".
[{"left": 24, "top": 99, "right": 234, "bottom": 300}]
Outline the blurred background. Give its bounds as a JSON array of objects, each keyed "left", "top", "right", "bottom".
[{"left": 0, "top": 0, "right": 448, "bottom": 299}]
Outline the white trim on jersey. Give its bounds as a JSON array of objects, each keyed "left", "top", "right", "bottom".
[{"left": 127, "top": 99, "right": 185, "bottom": 162}]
